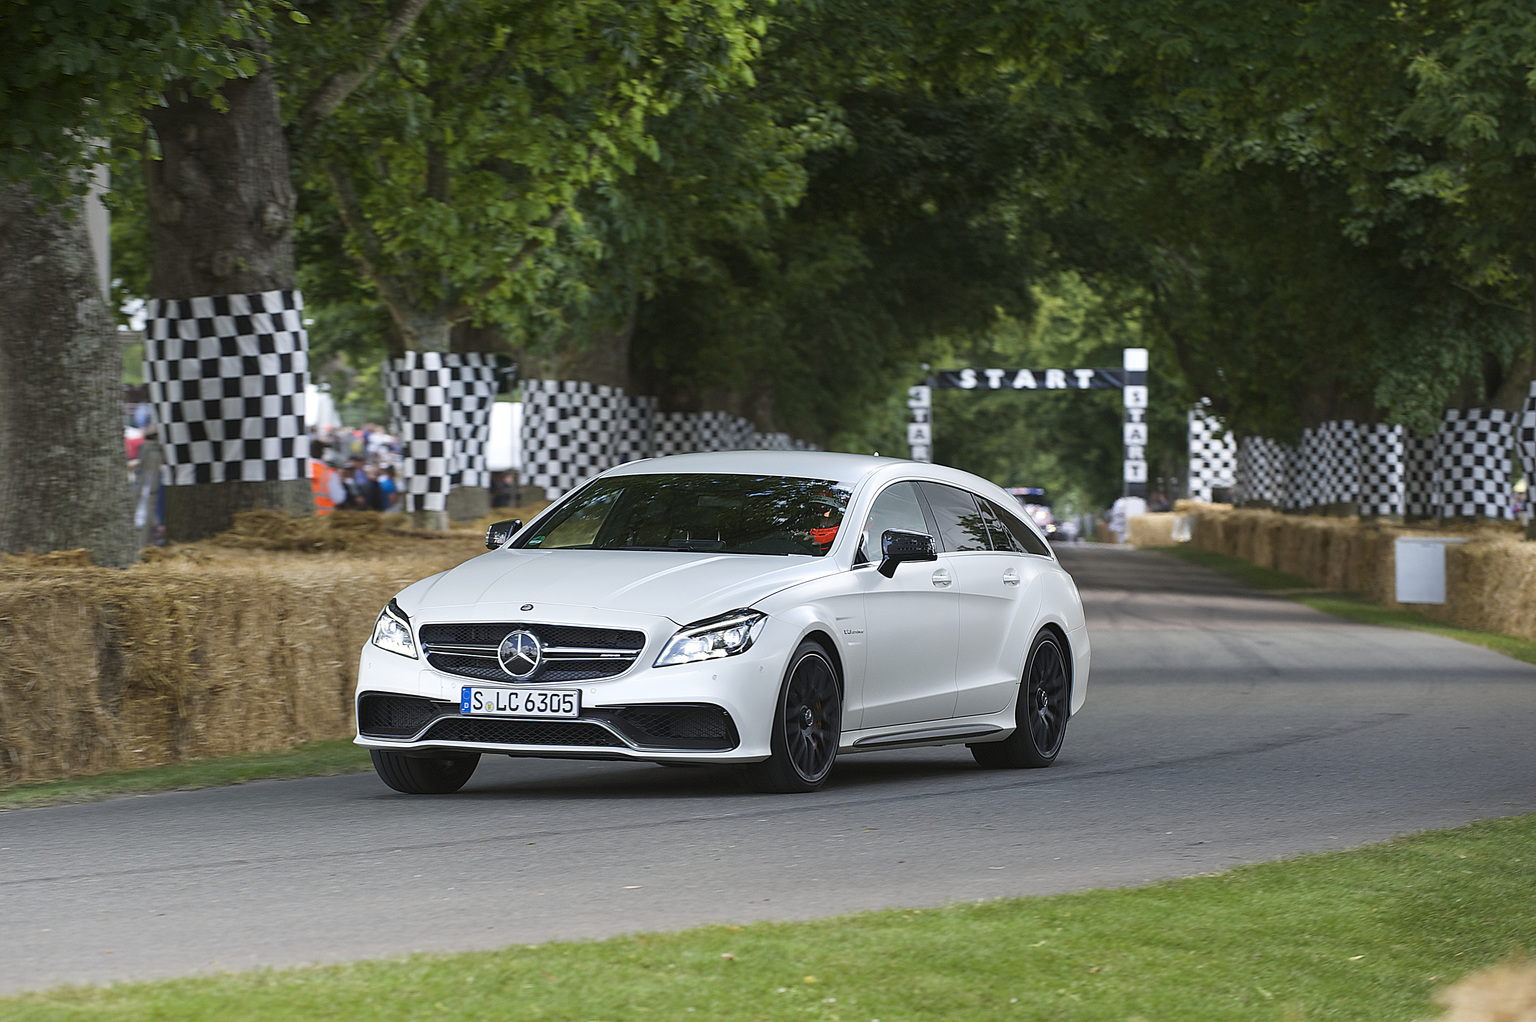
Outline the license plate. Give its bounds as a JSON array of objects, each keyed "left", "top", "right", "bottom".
[{"left": 460, "top": 687, "right": 580, "bottom": 718}]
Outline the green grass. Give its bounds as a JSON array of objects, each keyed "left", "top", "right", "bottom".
[
  {"left": 1151, "top": 545, "right": 1536, "bottom": 667},
  {"left": 5, "top": 813, "right": 1533, "bottom": 1021},
  {"left": 0, "top": 740, "right": 373, "bottom": 812}
]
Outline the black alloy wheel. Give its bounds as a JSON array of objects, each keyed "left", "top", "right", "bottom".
[
  {"left": 370, "top": 749, "right": 481, "bottom": 794},
  {"left": 744, "top": 640, "right": 842, "bottom": 793},
  {"left": 970, "top": 630, "right": 1070, "bottom": 769}
]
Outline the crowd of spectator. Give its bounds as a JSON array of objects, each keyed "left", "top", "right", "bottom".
[{"left": 308, "top": 424, "right": 404, "bottom": 514}]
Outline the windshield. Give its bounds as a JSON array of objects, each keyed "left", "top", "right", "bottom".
[{"left": 516, "top": 474, "right": 852, "bottom": 556}]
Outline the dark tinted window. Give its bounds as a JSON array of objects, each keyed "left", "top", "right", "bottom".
[
  {"left": 917, "top": 482, "right": 990, "bottom": 553},
  {"left": 977, "top": 499, "right": 1018, "bottom": 552},
  {"left": 518, "top": 474, "right": 851, "bottom": 556},
  {"left": 985, "top": 497, "right": 1051, "bottom": 556}
]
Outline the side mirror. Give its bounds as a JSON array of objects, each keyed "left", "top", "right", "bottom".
[
  {"left": 877, "top": 529, "right": 937, "bottom": 578},
  {"left": 485, "top": 519, "right": 522, "bottom": 550}
]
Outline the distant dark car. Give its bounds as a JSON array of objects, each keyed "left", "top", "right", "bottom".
[{"left": 1006, "top": 487, "right": 1057, "bottom": 538}]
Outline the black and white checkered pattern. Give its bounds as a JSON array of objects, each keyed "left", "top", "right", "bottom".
[
  {"left": 1295, "top": 427, "right": 1325, "bottom": 509},
  {"left": 1234, "top": 435, "right": 1288, "bottom": 506},
  {"left": 1404, "top": 434, "right": 1439, "bottom": 517},
  {"left": 1518, "top": 382, "right": 1536, "bottom": 486},
  {"left": 1437, "top": 408, "right": 1515, "bottom": 520},
  {"left": 518, "top": 379, "right": 819, "bottom": 493},
  {"left": 385, "top": 352, "right": 453, "bottom": 513},
  {"left": 617, "top": 396, "right": 656, "bottom": 463},
  {"left": 445, "top": 354, "right": 501, "bottom": 490},
  {"left": 519, "top": 380, "right": 623, "bottom": 498},
  {"left": 654, "top": 412, "right": 697, "bottom": 457},
  {"left": 1187, "top": 407, "right": 1236, "bottom": 502},
  {"left": 143, "top": 290, "right": 309, "bottom": 485},
  {"left": 1318, "top": 420, "right": 1361, "bottom": 507},
  {"left": 1359, "top": 423, "right": 1405, "bottom": 516}
]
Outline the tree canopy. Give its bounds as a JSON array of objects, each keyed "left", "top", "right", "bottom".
[{"left": 85, "top": 0, "right": 1536, "bottom": 507}]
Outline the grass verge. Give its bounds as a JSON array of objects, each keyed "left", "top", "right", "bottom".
[
  {"left": 1151, "top": 545, "right": 1536, "bottom": 667},
  {"left": 0, "top": 740, "right": 372, "bottom": 812},
  {"left": 5, "top": 812, "right": 1533, "bottom": 1020}
]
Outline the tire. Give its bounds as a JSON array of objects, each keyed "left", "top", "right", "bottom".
[
  {"left": 370, "top": 749, "right": 481, "bottom": 794},
  {"left": 970, "top": 630, "right": 1070, "bottom": 769},
  {"left": 742, "top": 640, "right": 843, "bottom": 793}
]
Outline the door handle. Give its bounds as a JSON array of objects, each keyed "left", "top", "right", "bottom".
[
  {"left": 931, "top": 568, "right": 953, "bottom": 588},
  {"left": 1002, "top": 569, "right": 1021, "bottom": 587}
]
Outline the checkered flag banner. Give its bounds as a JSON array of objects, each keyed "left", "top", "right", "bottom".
[
  {"left": 1404, "top": 433, "right": 1439, "bottom": 517},
  {"left": 1438, "top": 408, "right": 1515, "bottom": 520},
  {"left": 143, "top": 290, "right": 310, "bottom": 485},
  {"left": 385, "top": 352, "right": 453, "bottom": 513},
  {"left": 446, "top": 354, "right": 502, "bottom": 490},
  {"left": 1518, "top": 382, "right": 1536, "bottom": 486},
  {"left": 1359, "top": 424, "right": 1405, "bottom": 517},
  {"left": 1234, "top": 435, "right": 1289, "bottom": 506},
  {"left": 519, "top": 379, "right": 819, "bottom": 497},
  {"left": 1187, "top": 405, "right": 1236, "bottom": 502}
]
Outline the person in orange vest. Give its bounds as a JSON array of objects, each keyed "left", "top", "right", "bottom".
[{"left": 310, "top": 446, "right": 347, "bottom": 514}]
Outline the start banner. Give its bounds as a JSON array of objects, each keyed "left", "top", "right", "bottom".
[{"left": 932, "top": 368, "right": 1126, "bottom": 391}]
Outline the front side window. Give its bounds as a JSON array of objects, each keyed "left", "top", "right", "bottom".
[
  {"left": 917, "top": 482, "right": 991, "bottom": 553},
  {"left": 856, "top": 481, "right": 929, "bottom": 563},
  {"left": 517, "top": 474, "right": 851, "bottom": 556}
]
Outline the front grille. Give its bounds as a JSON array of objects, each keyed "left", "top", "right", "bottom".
[
  {"left": 420, "top": 717, "right": 622, "bottom": 747},
  {"left": 592, "top": 704, "right": 739, "bottom": 751},
  {"left": 425, "top": 653, "right": 634, "bottom": 683},
  {"left": 419, "top": 623, "right": 644, "bottom": 649},
  {"left": 357, "top": 693, "right": 458, "bottom": 738},
  {"left": 418, "top": 622, "right": 646, "bottom": 683}
]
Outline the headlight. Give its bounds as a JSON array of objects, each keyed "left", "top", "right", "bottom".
[
  {"left": 655, "top": 609, "right": 767, "bottom": 668},
  {"left": 371, "top": 599, "right": 418, "bottom": 659}
]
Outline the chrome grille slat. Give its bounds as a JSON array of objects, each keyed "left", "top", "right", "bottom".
[{"left": 418, "top": 622, "right": 647, "bottom": 683}]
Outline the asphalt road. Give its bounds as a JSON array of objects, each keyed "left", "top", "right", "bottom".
[{"left": 3, "top": 545, "right": 1533, "bottom": 994}]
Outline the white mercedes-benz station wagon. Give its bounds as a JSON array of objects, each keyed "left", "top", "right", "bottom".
[{"left": 356, "top": 451, "right": 1090, "bottom": 794}]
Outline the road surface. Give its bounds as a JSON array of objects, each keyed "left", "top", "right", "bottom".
[{"left": 2, "top": 545, "right": 1531, "bottom": 993}]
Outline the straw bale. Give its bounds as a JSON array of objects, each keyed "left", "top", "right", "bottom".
[
  {"left": 1187, "top": 508, "right": 1536, "bottom": 639},
  {"left": 0, "top": 531, "right": 494, "bottom": 783},
  {"left": 1428, "top": 962, "right": 1536, "bottom": 1022},
  {"left": 1446, "top": 538, "right": 1536, "bottom": 642},
  {"left": 1127, "top": 513, "right": 1179, "bottom": 547}
]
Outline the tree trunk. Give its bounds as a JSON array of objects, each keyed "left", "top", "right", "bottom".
[
  {"left": 143, "top": 67, "right": 312, "bottom": 538},
  {"left": 0, "top": 185, "right": 137, "bottom": 567}
]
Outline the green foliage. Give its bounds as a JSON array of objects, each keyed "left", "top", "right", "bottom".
[
  {"left": 294, "top": 0, "right": 767, "bottom": 350},
  {"left": 0, "top": 0, "right": 270, "bottom": 196}
]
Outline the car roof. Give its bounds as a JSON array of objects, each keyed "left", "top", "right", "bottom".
[{"left": 602, "top": 450, "right": 896, "bottom": 483}]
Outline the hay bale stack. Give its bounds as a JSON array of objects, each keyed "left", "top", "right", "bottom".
[
  {"left": 1449, "top": 537, "right": 1536, "bottom": 642},
  {"left": 1126, "top": 513, "right": 1179, "bottom": 546},
  {"left": 0, "top": 530, "right": 489, "bottom": 784},
  {"left": 1187, "top": 508, "right": 1536, "bottom": 641}
]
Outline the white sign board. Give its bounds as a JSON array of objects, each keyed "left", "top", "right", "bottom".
[{"left": 1394, "top": 536, "right": 1467, "bottom": 604}]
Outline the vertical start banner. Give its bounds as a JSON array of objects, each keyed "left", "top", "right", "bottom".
[{"left": 1122, "top": 348, "right": 1149, "bottom": 497}]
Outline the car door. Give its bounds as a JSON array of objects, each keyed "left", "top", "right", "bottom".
[
  {"left": 958, "top": 495, "right": 1055, "bottom": 716},
  {"left": 852, "top": 481, "right": 960, "bottom": 728},
  {"left": 915, "top": 482, "right": 1021, "bottom": 717}
]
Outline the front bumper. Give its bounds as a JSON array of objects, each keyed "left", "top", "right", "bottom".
[{"left": 354, "top": 616, "right": 790, "bottom": 764}]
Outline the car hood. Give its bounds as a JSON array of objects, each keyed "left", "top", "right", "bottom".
[{"left": 400, "top": 548, "right": 833, "bottom": 625}]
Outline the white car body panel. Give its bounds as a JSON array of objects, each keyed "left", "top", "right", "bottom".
[{"left": 356, "top": 451, "right": 1091, "bottom": 771}]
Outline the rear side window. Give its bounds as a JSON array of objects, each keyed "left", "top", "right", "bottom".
[
  {"left": 984, "top": 497, "right": 1051, "bottom": 556},
  {"left": 917, "top": 482, "right": 990, "bottom": 553}
]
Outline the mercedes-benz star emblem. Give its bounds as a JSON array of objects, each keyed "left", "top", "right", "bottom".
[{"left": 497, "top": 629, "right": 543, "bottom": 680}]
